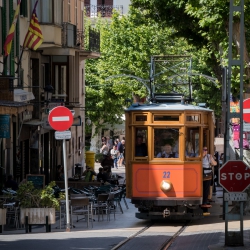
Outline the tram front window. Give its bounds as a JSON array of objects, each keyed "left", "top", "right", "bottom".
[
  {"left": 154, "top": 128, "right": 179, "bottom": 158},
  {"left": 135, "top": 128, "right": 148, "bottom": 157}
]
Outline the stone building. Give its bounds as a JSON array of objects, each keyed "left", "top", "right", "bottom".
[{"left": 0, "top": 0, "right": 100, "bottom": 186}]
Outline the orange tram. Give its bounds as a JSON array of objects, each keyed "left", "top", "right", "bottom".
[{"left": 125, "top": 94, "right": 215, "bottom": 220}]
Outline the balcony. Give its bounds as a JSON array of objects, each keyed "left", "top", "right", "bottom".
[
  {"left": 85, "top": 5, "right": 123, "bottom": 18},
  {"left": 41, "top": 22, "right": 100, "bottom": 58}
]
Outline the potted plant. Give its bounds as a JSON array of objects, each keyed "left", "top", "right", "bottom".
[{"left": 17, "top": 181, "right": 64, "bottom": 230}]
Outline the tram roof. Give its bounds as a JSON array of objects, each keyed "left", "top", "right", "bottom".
[{"left": 125, "top": 102, "right": 213, "bottom": 112}]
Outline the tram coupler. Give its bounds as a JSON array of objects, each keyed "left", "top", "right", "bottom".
[{"left": 163, "top": 208, "right": 170, "bottom": 218}]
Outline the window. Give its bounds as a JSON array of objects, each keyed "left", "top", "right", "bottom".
[
  {"left": 186, "top": 115, "right": 200, "bottom": 122},
  {"left": 135, "top": 128, "right": 148, "bottom": 157},
  {"left": 135, "top": 115, "right": 147, "bottom": 122},
  {"left": 154, "top": 115, "right": 179, "bottom": 121},
  {"left": 75, "top": 0, "right": 77, "bottom": 25},
  {"left": 68, "top": 0, "right": 71, "bottom": 22},
  {"left": 154, "top": 128, "right": 179, "bottom": 158},
  {"left": 186, "top": 127, "right": 200, "bottom": 158},
  {"left": 20, "top": 0, "right": 28, "bottom": 17},
  {"left": 31, "top": 0, "right": 62, "bottom": 24}
]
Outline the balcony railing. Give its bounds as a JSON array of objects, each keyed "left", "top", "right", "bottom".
[
  {"left": 88, "top": 28, "right": 100, "bottom": 52},
  {"left": 62, "top": 23, "right": 100, "bottom": 53},
  {"left": 85, "top": 5, "right": 123, "bottom": 18}
]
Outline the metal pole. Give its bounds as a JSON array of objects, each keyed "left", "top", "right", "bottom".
[{"left": 62, "top": 139, "right": 70, "bottom": 232}]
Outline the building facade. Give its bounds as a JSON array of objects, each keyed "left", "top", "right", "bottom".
[{"left": 0, "top": 0, "right": 100, "bottom": 187}]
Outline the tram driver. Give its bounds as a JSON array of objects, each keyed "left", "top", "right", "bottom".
[
  {"left": 156, "top": 143, "right": 178, "bottom": 158},
  {"left": 135, "top": 135, "right": 148, "bottom": 156}
]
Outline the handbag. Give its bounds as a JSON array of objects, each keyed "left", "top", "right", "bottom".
[{"left": 203, "top": 167, "right": 212, "bottom": 181}]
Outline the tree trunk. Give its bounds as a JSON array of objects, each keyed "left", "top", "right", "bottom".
[{"left": 90, "top": 123, "right": 102, "bottom": 153}]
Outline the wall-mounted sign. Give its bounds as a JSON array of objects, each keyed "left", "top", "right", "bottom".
[{"left": 0, "top": 115, "right": 10, "bottom": 138}]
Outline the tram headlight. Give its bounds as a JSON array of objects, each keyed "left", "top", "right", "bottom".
[{"left": 160, "top": 180, "right": 172, "bottom": 192}]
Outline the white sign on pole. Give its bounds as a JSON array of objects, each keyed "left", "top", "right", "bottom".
[
  {"left": 243, "top": 122, "right": 250, "bottom": 131},
  {"left": 55, "top": 130, "right": 71, "bottom": 140}
]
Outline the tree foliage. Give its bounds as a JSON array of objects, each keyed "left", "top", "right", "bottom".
[
  {"left": 131, "top": 0, "right": 250, "bottom": 95},
  {"left": 85, "top": 9, "right": 199, "bottom": 131}
]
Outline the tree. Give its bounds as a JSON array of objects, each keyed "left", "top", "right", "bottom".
[
  {"left": 130, "top": 0, "right": 250, "bottom": 93},
  {"left": 85, "top": 9, "right": 195, "bottom": 151}
]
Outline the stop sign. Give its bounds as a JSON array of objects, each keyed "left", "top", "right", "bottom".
[
  {"left": 243, "top": 98, "right": 250, "bottom": 123},
  {"left": 48, "top": 106, "right": 73, "bottom": 131},
  {"left": 219, "top": 160, "right": 250, "bottom": 192}
]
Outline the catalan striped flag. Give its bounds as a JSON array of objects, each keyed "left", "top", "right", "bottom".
[
  {"left": 3, "top": 0, "right": 22, "bottom": 57},
  {"left": 23, "top": 0, "right": 43, "bottom": 50}
]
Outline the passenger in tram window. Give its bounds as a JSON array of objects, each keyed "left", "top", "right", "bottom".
[
  {"left": 156, "top": 143, "right": 178, "bottom": 158},
  {"left": 135, "top": 135, "right": 148, "bottom": 156},
  {"left": 185, "top": 141, "right": 197, "bottom": 157}
]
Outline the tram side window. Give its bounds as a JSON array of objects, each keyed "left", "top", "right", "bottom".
[
  {"left": 154, "top": 128, "right": 179, "bottom": 158},
  {"left": 186, "top": 127, "right": 200, "bottom": 157},
  {"left": 135, "top": 128, "right": 148, "bottom": 157}
]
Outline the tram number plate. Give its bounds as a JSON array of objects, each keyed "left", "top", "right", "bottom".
[
  {"left": 224, "top": 192, "right": 247, "bottom": 201},
  {"left": 163, "top": 171, "right": 170, "bottom": 178}
]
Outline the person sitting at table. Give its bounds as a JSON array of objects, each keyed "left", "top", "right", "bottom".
[
  {"left": 5, "top": 175, "right": 18, "bottom": 191},
  {"left": 97, "top": 167, "right": 107, "bottom": 183},
  {"left": 156, "top": 143, "right": 178, "bottom": 158},
  {"left": 82, "top": 166, "right": 96, "bottom": 182}
]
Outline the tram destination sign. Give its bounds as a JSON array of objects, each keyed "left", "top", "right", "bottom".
[{"left": 219, "top": 160, "right": 250, "bottom": 192}]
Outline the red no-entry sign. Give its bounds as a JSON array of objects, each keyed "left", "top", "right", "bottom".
[
  {"left": 243, "top": 98, "right": 250, "bottom": 123},
  {"left": 219, "top": 160, "right": 250, "bottom": 192},
  {"left": 48, "top": 106, "right": 73, "bottom": 131}
]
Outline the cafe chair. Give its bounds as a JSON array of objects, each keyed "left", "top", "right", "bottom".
[
  {"left": 92, "top": 194, "right": 109, "bottom": 221},
  {"left": 107, "top": 193, "right": 116, "bottom": 221},
  {"left": 70, "top": 197, "right": 93, "bottom": 228},
  {"left": 5, "top": 201, "right": 21, "bottom": 229},
  {"left": 112, "top": 189, "right": 124, "bottom": 214}
]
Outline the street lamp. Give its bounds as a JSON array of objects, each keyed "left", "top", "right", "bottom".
[
  {"left": 44, "top": 84, "right": 54, "bottom": 103},
  {"left": 86, "top": 117, "right": 91, "bottom": 126}
]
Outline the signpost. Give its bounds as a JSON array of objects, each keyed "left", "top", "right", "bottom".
[
  {"left": 219, "top": 160, "right": 250, "bottom": 246},
  {"left": 48, "top": 106, "right": 73, "bottom": 232}
]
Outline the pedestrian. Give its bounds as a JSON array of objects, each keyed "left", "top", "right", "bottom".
[
  {"left": 117, "top": 139, "right": 125, "bottom": 168},
  {"left": 100, "top": 141, "right": 109, "bottom": 155},
  {"left": 201, "top": 146, "right": 217, "bottom": 208},
  {"left": 110, "top": 145, "right": 119, "bottom": 168},
  {"left": 56, "top": 165, "right": 64, "bottom": 181}
]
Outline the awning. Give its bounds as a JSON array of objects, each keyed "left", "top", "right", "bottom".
[
  {"left": 0, "top": 101, "right": 33, "bottom": 116},
  {"left": 23, "top": 119, "right": 44, "bottom": 126},
  {"left": 14, "top": 89, "right": 35, "bottom": 102}
]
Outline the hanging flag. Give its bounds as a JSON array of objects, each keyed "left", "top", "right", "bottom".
[
  {"left": 23, "top": 0, "right": 43, "bottom": 50},
  {"left": 3, "top": 0, "right": 22, "bottom": 57}
]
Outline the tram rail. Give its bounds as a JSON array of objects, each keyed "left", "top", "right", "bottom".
[{"left": 111, "top": 221, "right": 190, "bottom": 250}]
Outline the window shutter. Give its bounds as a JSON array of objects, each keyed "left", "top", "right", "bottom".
[{"left": 20, "top": 0, "right": 28, "bottom": 17}]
